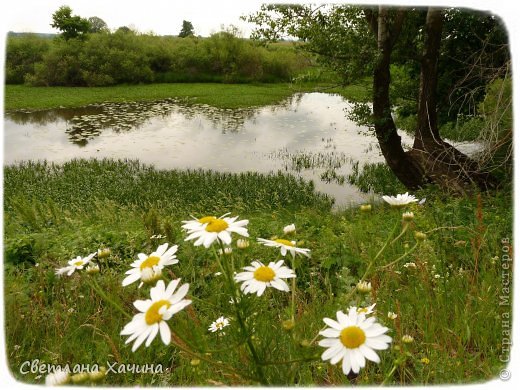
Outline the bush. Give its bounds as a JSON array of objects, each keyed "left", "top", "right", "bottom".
[
  {"left": 10, "top": 29, "right": 309, "bottom": 86},
  {"left": 5, "top": 35, "right": 50, "bottom": 84}
]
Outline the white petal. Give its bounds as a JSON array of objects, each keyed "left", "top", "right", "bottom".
[
  {"left": 133, "top": 300, "right": 151, "bottom": 313},
  {"left": 145, "top": 324, "right": 159, "bottom": 347},
  {"left": 359, "top": 344, "right": 381, "bottom": 363},
  {"left": 321, "top": 343, "right": 344, "bottom": 361},
  {"left": 159, "top": 321, "right": 171, "bottom": 345},
  {"left": 342, "top": 352, "right": 352, "bottom": 375},
  {"left": 323, "top": 317, "right": 342, "bottom": 330},
  {"left": 318, "top": 338, "right": 341, "bottom": 348},
  {"left": 320, "top": 328, "right": 341, "bottom": 338}
]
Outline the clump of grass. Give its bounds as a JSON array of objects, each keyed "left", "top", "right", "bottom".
[{"left": 348, "top": 162, "right": 407, "bottom": 194}]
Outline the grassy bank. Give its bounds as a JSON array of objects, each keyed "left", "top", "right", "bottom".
[
  {"left": 4, "top": 81, "right": 371, "bottom": 111},
  {"left": 4, "top": 159, "right": 511, "bottom": 385}
]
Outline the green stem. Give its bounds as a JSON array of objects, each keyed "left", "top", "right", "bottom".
[
  {"left": 390, "top": 222, "right": 409, "bottom": 245},
  {"left": 291, "top": 254, "right": 296, "bottom": 322},
  {"left": 86, "top": 278, "right": 132, "bottom": 320},
  {"left": 260, "top": 355, "right": 321, "bottom": 366},
  {"left": 378, "top": 242, "right": 419, "bottom": 270}
]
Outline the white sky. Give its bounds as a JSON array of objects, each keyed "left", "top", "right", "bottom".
[{"left": 0, "top": 0, "right": 518, "bottom": 38}]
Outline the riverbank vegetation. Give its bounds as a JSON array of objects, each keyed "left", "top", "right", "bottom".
[{"left": 4, "top": 159, "right": 512, "bottom": 385}]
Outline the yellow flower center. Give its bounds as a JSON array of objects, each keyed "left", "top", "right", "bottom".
[
  {"left": 274, "top": 239, "right": 294, "bottom": 247},
  {"left": 140, "top": 255, "right": 160, "bottom": 270},
  {"left": 198, "top": 216, "right": 217, "bottom": 224},
  {"left": 145, "top": 300, "right": 171, "bottom": 325},
  {"left": 340, "top": 326, "right": 366, "bottom": 349},
  {"left": 74, "top": 261, "right": 84, "bottom": 266},
  {"left": 205, "top": 218, "right": 229, "bottom": 233},
  {"left": 253, "top": 266, "right": 276, "bottom": 282}
]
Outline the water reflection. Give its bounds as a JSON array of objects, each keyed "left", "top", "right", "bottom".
[{"left": 3, "top": 93, "right": 479, "bottom": 206}]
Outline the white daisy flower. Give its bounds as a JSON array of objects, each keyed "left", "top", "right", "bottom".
[
  {"left": 122, "top": 243, "right": 179, "bottom": 287},
  {"left": 234, "top": 260, "right": 296, "bottom": 296},
  {"left": 381, "top": 192, "right": 418, "bottom": 208},
  {"left": 257, "top": 238, "right": 310, "bottom": 258},
  {"left": 182, "top": 214, "right": 249, "bottom": 248},
  {"left": 209, "top": 316, "right": 230, "bottom": 333},
  {"left": 402, "top": 334, "right": 414, "bottom": 343},
  {"left": 283, "top": 223, "right": 296, "bottom": 235},
  {"left": 55, "top": 253, "right": 96, "bottom": 276},
  {"left": 121, "top": 279, "right": 191, "bottom": 352},
  {"left": 319, "top": 307, "right": 392, "bottom": 376},
  {"left": 45, "top": 368, "right": 70, "bottom": 386},
  {"left": 387, "top": 311, "right": 398, "bottom": 320}
]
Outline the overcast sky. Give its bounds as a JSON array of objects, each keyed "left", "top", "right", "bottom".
[{"left": 0, "top": 0, "right": 518, "bottom": 38}]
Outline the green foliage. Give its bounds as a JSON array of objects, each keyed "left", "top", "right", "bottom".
[
  {"left": 5, "top": 35, "right": 50, "bottom": 84},
  {"left": 87, "top": 16, "right": 108, "bottom": 33},
  {"left": 7, "top": 28, "right": 309, "bottom": 86},
  {"left": 51, "top": 6, "right": 91, "bottom": 40},
  {"left": 178, "top": 20, "right": 195, "bottom": 38}
]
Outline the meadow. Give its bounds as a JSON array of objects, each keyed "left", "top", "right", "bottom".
[{"left": 4, "top": 159, "right": 512, "bottom": 385}]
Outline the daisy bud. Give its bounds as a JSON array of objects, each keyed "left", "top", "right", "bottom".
[
  {"left": 89, "top": 367, "right": 107, "bottom": 382},
  {"left": 360, "top": 204, "right": 372, "bottom": 212},
  {"left": 420, "top": 357, "right": 430, "bottom": 365},
  {"left": 140, "top": 267, "right": 162, "bottom": 284},
  {"left": 387, "top": 311, "right": 398, "bottom": 320},
  {"left": 282, "top": 319, "right": 295, "bottom": 331},
  {"left": 217, "top": 247, "right": 233, "bottom": 256},
  {"left": 71, "top": 372, "right": 90, "bottom": 384},
  {"left": 356, "top": 280, "right": 372, "bottom": 294},
  {"left": 402, "top": 334, "right": 414, "bottom": 344},
  {"left": 283, "top": 224, "right": 296, "bottom": 235},
  {"left": 190, "top": 359, "right": 201, "bottom": 366},
  {"left": 299, "top": 339, "right": 311, "bottom": 347},
  {"left": 86, "top": 264, "right": 100, "bottom": 275},
  {"left": 414, "top": 231, "right": 427, "bottom": 241},
  {"left": 97, "top": 248, "right": 111, "bottom": 259},
  {"left": 402, "top": 212, "right": 414, "bottom": 222},
  {"left": 237, "top": 239, "right": 250, "bottom": 249}
]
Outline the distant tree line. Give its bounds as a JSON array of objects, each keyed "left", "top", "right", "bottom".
[{"left": 5, "top": 6, "right": 309, "bottom": 86}]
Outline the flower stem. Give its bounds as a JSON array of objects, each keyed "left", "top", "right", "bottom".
[
  {"left": 85, "top": 277, "right": 132, "bottom": 320},
  {"left": 378, "top": 242, "right": 419, "bottom": 270}
]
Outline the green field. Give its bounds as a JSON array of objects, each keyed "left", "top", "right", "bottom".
[
  {"left": 4, "top": 159, "right": 512, "bottom": 385},
  {"left": 4, "top": 81, "right": 371, "bottom": 111}
]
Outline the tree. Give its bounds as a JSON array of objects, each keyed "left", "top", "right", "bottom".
[
  {"left": 245, "top": 5, "right": 508, "bottom": 193},
  {"left": 51, "top": 6, "right": 91, "bottom": 40},
  {"left": 179, "top": 20, "right": 194, "bottom": 37},
  {"left": 88, "top": 16, "right": 108, "bottom": 33}
]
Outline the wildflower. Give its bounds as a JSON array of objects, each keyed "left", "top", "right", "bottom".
[
  {"left": 402, "top": 212, "right": 414, "bottom": 222},
  {"left": 209, "top": 316, "right": 230, "bottom": 333},
  {"left": 45, "top": 369, "right": 70, "bottom": 386},
  {"left": 382, "top": 192, "right": 418, "bottom": 208},
  {"left": 356, "top": 280, "right": 372, "bottom": 294},
  {"left": 319, "top": 307, "right": 392, "bottom": 375},
  {"left": 55, "top": 252, "right": 97, "bottom": 277},
  {"left": 387, "top": 312, "right": 398, "bottom": 320},
  {"left": 217, "top": 247, "right": 233, "bottom": 256},
  {"left": 121, "top": 279, "right": 191, "bottom": 352},
  {"left": 97, "top": 248, "right": 111, "bottom": 259},
  {"left": 182, "top": 214, "right": 249, "bottom": 248},
  {"left": 214, "top": 272, "right": 222, "bottom": 277},
  {"left": 237, "top": 239, "right": 250, "bottom": 249},
  {"left": 403, "top": 262, "right": 417, "bottom": 269},
  {"left": 234, "top": 260, "right": 296, "bottom": 296},
  {"left": 414, "top": 231, "right": 427, "bottom": 241},
  {"left": 434, "top": 274, "right": 441, "bottom": 279},
  {"left": 86, "top": 264, "right": 100, "bottom": 275},
  {"left": 360, "top": 204, "right": 372, "bottom": 212},
  {"left": 257, "top": 238, "right": 310, "bottom": 258},
  {"left": 402, "top": 334, "right": 414, "bottom": 343},
  {"left": 421, "top": 357, "right": 430, "bottom": 365},
  {"left": 355, "top": 303, "right": 376, "bottom": 315},
  {"left": 283, "top": 223, "right": 296, "bottom": 235},
  {"left": 122, "top": 243, "right": 178, "bottom": 287},
  {"left": 418, "top": 198, "right": 426, "bottom": 206}
]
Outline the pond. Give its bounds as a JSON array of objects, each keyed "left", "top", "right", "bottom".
[{"left": 4, "top": 93, "right": 477, "bottom": 207}]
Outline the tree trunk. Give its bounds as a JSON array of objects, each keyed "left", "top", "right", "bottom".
[
  {"left": 409, "top": 7, "right": 497, "bottom": 193},
  {"left": 368, "top": 7, "right": 427, "bottom": 189}
]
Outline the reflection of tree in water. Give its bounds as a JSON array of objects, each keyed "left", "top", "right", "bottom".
[{"left": 6, "top": 95, "right": 298, "bottom": 145}]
